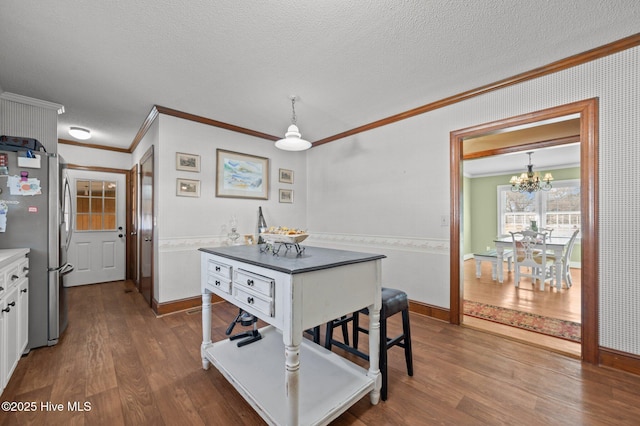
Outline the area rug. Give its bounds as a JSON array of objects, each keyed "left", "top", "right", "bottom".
[{"left": 464, "top": 300, "right": 581, "bottom": 343}]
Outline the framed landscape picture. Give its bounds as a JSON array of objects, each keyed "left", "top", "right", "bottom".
[
  {"left": 176, "top": 152, "right": 200, "bottom": 172},
  {"left": 176, "top": 178, "right": 200, "bottom": 197},
  {"left": 216, "top": 149, "right": 269, "bottom": 199},
  {"left": 279, "top": 189, "right": 293, "bottom": 203},
  {"left": 279, "top": 168, "right": 294, "bottom": 184}
]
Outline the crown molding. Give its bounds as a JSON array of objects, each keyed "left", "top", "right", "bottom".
[{"left": 59, "top": 138, "right": 131, "bottom": 153}]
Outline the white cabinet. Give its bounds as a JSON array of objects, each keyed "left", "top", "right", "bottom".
[{"left": 0, "top": 249, "right": 29, "bottom": 395}]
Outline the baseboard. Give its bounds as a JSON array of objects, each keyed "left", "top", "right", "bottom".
[
  {"left": 600, "top": 347, "right": 640, "bottom": 376},
  {"left": 408, "top": 299, "right": 450, "bottom": 322},
  {"left": 153, "top": 294, "right": 224, "bottom": 315}
]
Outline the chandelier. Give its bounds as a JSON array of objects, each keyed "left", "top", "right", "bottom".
[
  {"left": 509, "top": 151, "right": 553, "bottom": 193},
  {"left": 275, "top": 96, "right": 311, "bottom": 151}
]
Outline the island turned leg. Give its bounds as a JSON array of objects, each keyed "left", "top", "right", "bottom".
[
  {"left": 284, "top": 343, "right": 300, "bottom": 425},
  {"left": 367, "top": 304, "right": 381, "bottom": 405},
  {"left": 201, "top": 292, "right": 212, "bottom": 370}
]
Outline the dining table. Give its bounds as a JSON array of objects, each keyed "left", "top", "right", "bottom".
[{"left": 493, "top": 235, "right": 572, "bottom": 289}]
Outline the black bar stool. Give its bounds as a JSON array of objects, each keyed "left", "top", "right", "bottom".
[{"left": 325, "top": 287, "right": 413, "bottom": 400}]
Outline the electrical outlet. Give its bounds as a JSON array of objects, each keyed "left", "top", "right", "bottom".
[
  {"left": 440, "top": 215, "right": 449, "bottom": 227},
  {"left": 486, "top": 246, "right": 491, "bottom": 251}
]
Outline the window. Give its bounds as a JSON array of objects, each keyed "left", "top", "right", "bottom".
[
  {"left": 498, "top": 179, "right": 580, "bottom": 238},
  {"left": 75, "top": 180, "right": 117, "bottom": 231}
]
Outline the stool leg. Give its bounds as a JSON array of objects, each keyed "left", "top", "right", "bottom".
[
  {"left": 475, "top": 260, "right": 481, "bottom": 278},
  {"left": 324, "top": 321, "right": 334, "bottom": 350},
  {"left": 402, "top": 309, "right": 413, "bottom": 376},
  {"left": 341, "top": 316, "right": 350, "bottom": 346},
  {"left": 380, "top": 315, "right": 388, "bottom": 401},
  {"left": 352, "top": 312, "right": 360, "bottom": 350}
]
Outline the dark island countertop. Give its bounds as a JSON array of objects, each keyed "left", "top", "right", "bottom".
[{"left": 199, "top": 245, "right": 386, "bottom": 274}]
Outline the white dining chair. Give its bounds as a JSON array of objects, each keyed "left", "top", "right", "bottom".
[
  {"left": 510, "top": 230, "right": 555, "bottom": 291},
  {"left": 546, "top": 229, "right": 580, "bottom": 290}
]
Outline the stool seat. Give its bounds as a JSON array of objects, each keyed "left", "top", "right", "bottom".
[{"left": 325, "top": 286, "right": 413, "bottom": 401}]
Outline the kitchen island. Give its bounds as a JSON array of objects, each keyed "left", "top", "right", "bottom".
[{"left": 199, "top": 245, "right": 385, "bottom": 426}]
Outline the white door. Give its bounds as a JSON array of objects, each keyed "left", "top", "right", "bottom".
[{"left": 65, "top": 170, "right": 126, "bottom": 286}]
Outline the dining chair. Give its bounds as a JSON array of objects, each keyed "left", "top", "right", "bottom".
[
  {"left": 510, "top": 230, "right": 554, "bottom": 291},
  {"left": 546, "top": 228, "right": 580, "bottom": 290}
]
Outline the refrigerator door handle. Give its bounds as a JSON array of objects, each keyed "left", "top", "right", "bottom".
[{"left": 64, "top": 176, "right": 74, "bottom": 252}]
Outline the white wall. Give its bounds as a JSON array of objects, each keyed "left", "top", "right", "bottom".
[
  {"left": 307, "top": 46, "right": 640, "bottom": 356},
  {"left": 58, "top": 144, "right": 131, "bottom": 170},
  {"left": 154, "top": 114, "right": 307, "bottom": 303}
]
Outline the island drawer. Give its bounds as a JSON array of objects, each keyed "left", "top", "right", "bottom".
[
  {"left": 207, "top": 259, "right": 232, "bottom": 280},
  {"left": 206, "top": 275, "right": 232, "bottom": 295},
  {"left": 235, "top": 269, "right": 274, "bottom": 298},
  {"left": 233, "top": 286, "right": 274, "bottom": 317}
]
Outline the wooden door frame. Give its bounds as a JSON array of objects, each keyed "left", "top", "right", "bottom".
[
  {"left": 449, "top": 98, "right": 599, "bottom": 364},
  {"left": 127, "top": 164, "right": 138, "bottom": 283},
  {"left": 139, "top": 146, "right": 154, "bottom": 307}
]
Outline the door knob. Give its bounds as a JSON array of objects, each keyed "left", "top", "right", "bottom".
[{"left": 119, "top": 234, "right": 124, "bottom": 238}]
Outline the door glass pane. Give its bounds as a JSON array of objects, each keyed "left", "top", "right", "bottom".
[
  {"left": 76, "top": 214, "right": 89, "bottom": 231},
  {"left": 76, "top": 180, "right": 90, "bottom": 196},
  {"left": 77, "top": 197, "right": 90, "bottom": 213},
  {"left": 91, "top": 198, "right": 103, "bottom": 213},
  {"left": 90, "top": 181, "right": 104, "bottom": 197},
  {"left": 104, "top": 182, "right": 116, "bottom": 198},
  {"left": 104, "top": 198, "right": 116, "bottom": 214}
]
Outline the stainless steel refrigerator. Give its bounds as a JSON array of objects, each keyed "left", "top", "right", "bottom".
[{"left": 0, "top": 148, "right": 74, "bottom": 350}]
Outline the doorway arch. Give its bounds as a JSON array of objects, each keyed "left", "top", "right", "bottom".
[{"left": 449, "top": 98, "right": 599, "bottom": 364}]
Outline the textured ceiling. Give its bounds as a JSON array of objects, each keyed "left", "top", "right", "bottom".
[{"left": 0, "top": 1, "right": 639, "bottom": 150}]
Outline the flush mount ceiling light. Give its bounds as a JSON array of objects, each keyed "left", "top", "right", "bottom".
[
  {"left": 68, "top": 126, "right": 91, "bottom": 140},
  {"left": 275, "top": 96, "right": 311, "bottom": 151},
  {"left": 509, "top": 151, "right": 553, "bottom": 193}
]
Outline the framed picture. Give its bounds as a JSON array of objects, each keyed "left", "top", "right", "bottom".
[
  {"left": 176, "top": 178, "right": 200, "bottom": 197},
  {"left": 244, "top": 234, "right": 256, "bottom": 245},
  {"left": 216, "top": 149, "right": 269, "bottom": 199},
  {"left": 176, "top": 152, "right": 200, "bottom": 172},
  {"left": 279, "top": 189, "right": 293, "bottom": 203},
  {"left": 279, "top": 168, "right": 294, "bottom": 184}
]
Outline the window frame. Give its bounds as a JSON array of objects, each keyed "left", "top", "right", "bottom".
[{"left": 497, "top": 178, "right": 580, "bottom": 238}]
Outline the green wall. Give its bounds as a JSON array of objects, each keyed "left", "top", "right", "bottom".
[{"left": 465, "top": 167, "right": 581, "bottom": 262}]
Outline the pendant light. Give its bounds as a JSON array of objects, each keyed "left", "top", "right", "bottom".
[{"left": 275, "top": 96, "right": 311, "bottom": 151}]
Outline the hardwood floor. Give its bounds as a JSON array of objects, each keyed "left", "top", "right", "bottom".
[
  {"left": 463, "top": 258, "right": 581, "bottom": 357},
  {"left": 3, "top": 280, "right": 640, "bottom": 425}
]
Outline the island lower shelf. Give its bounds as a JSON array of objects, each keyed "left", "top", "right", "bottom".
[{"left": 203, "top": 325, "right": 375, "bottom": 426}]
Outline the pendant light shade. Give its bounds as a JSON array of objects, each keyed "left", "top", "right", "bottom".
[{"left": 275, "top": 96, "right": 311, "bottom": 151}]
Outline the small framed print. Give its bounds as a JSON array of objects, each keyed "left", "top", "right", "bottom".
[
  {"left": 176, "top": 178, "right": 200, "bottom": 197},
  {"left": 176, "top": 152, "right": 200, "bottom": 172},
  {"left": 244, "top": 234, "right": 256, "bottom": 245},
  {"left": 279, "top": 168, "right": 294, "bottom": 184},
  {"left": 279, "top": 188, "right": 293, "bottom": 203}
]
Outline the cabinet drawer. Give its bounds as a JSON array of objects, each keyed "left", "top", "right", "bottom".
[
  {"left": 206, "top": 275, "right": 232, "bottom": 295},
  {"left": 233, "top": 286, "right": 274, "bottom": 317},
  {"left": 207, "top": 259, "right": 232, "bottom": 280},
  {"left": 235, "top": 269, "right": 274, "bottom": 298}
]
